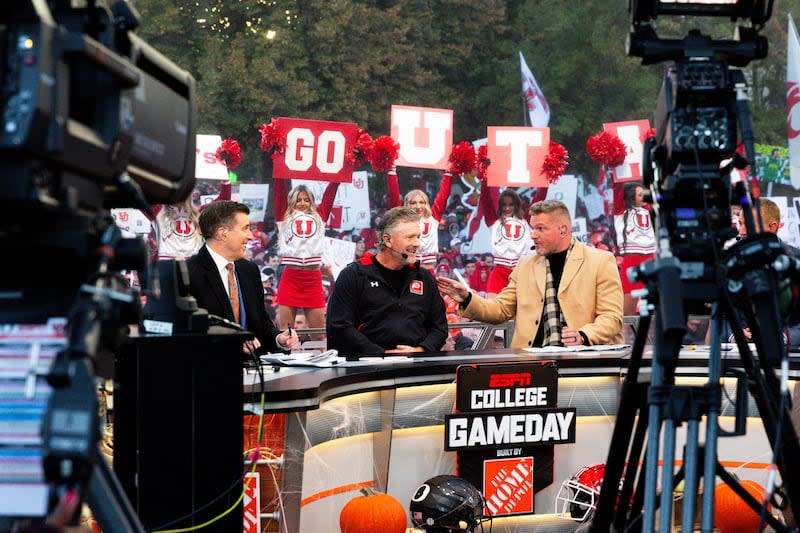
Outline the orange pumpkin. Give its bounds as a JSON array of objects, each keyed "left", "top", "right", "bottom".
[
  {"left": 339, "top": 486, "right": 407, "bottom": 533},
  {"left": 714, "top": 479, "right": 770, "bottom": 533}
]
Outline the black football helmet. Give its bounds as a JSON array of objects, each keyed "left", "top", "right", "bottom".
[{"left": 409, "top": 475, "right": 487, "bottom": 533}]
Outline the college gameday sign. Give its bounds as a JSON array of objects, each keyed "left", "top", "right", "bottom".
[
  {"left": 391, "top": 105, "right": 454, "bottom": 169},
  {"left": 446, "top": 362, "right": 575, "bottom": 516},
  {"left": 272, "top": 118, "right": 359, "bottom": 183},
  {"left": 603, "top": 119, "right": 651, "bottom": 183},
  {"left": 486, "top": 127, "right": 550, "bottom": 187}
]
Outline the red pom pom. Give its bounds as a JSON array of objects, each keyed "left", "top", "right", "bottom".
[
  {"left": 258, "top": 119, "right": 287, "bottom": 157},
  {"left": 368, "top": 135, "right": 400, "bottom": 173},
  {"left": 586, "top": 131, "right": 627, "bottom": 167},
  {"left": 475, "top": 145, "right": 490, "bottom": 180},
  {"left": 640, "top": 127, "right": 656, "bottom": 144},
  {"left": 216, "top": 137, "right": 242, "bottom": 170},
  {"left": 541, "top": 141, "right": 569, "bottom": 184},
  {"left": 448, "top": 141, "right": 476, "bottom": 175},
  {"left": 347, "top": 128, "right": 373, "bottom": 168}
]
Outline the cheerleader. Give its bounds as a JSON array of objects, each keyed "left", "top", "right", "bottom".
[
  {"left": 613, "top": 182, "right": 655, "bottom": 315},
  {"left": 387, "top": 167, "right": 453, "bottom": 270},
  {"left": 154, "top": 182, "right": 231, "bottom": 260},
  {"left": 274, "top": 178, "right": 339, "bottom": 335},
  {"left": 481, "top": 187, "right": 536, "bottom": 296}
]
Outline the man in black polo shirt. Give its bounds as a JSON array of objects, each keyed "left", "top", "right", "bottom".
[{"left": 326, "top": 207, "right": 448, "bottom": 355}]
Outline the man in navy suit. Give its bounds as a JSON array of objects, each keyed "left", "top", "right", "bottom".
[{"left": 187, "top": 201, "right": 298, "bottom": 353}]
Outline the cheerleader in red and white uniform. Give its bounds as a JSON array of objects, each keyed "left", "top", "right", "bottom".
[
  {"left": 386, "top": 167, "right": 453, "bottom": 270},
  {"left": 274, "top": 178, "right": 339, "bottom": 333},
  {"left": 614, "top": 182, "right": 655, "bottom": 315},
  {"left": 481, "top": 187, "right": 537, "bottom": 296}
]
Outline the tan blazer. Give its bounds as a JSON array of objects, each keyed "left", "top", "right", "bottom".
[{"left": 463, "top": 240, "right": 624, "bottom": 349}]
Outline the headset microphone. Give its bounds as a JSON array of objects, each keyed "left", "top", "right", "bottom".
[{"left": 386, "top": 246, "right": 409, "bottom": 260}]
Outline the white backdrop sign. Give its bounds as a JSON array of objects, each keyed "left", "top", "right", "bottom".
[
  {"left": 239, "top": 184, "right": 270, "bottom": 222},
  {"left": 195, "top": 134, "right": 229, "bottom": 181},
  {"left": 111, "top": 208, "right": 151, "bottom": 235},
  {"left": 545, "top": 174, "right": 578, "bottom": 220},
  {"left": 292, "top": 171, "right": 370, "bottom": 231},
  {"left": 324, "top": 237, "right": 357, "bottom": 279}
]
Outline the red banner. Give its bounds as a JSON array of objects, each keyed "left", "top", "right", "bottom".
[
  {"left": 243, "top": 473, "right": 260, "bottom": 533},
  {"left": 391, "top": 105, "right": 453, "bottom": 169},
  {"left": 603, "top": 119, "right": 651, "bottom": 184},
  {"left": 486, "top": 127, "right": 550, "bottom": 187},
  {"left": 273, "top": 118, "right": 359, "bottom": 183}
]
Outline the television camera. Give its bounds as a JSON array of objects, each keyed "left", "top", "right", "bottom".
[
  {"left": 0, "top": 1, "right": 196, "bottom": 530},
  {"left": 586, "top": 2, "right": 800, "bottom": 533}
]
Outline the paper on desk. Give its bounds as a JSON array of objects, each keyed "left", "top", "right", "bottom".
[
  {"left": 260, "top": 350, "right": 344, "bottom": 367},
  {"left": 354, "top": 355, "right": 412, "bottom": 363},
  {"left": 523, "top": 344, "right": 629, "bottom": 353}
]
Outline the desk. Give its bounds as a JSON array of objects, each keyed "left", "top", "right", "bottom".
[{"left": 244, "top": 348, "right": 800, "bottom": 533}]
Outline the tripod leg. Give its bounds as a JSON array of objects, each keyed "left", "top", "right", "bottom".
[
  {"left": 700, "top": 306, "right": 725, "bottom": 533},
  {"left": 613, "top": 386, "right": 650, "bottom": 532},
  {"left": 658, "top": 417, "right": 677, "bottom": 533},
  {"left": 644, "top": 315, "right": 679, "bottom": 533},
  {"left": 721, "top": 293, "right": 800, "bottom": 521},
  {"left": 589, "top": 313, "right": 652, "bottom": 533},
  {"left": 681, "top": 419, "right": 700, "bottom": 533},
  {"left": 85, "top": 449, "right": 145, "bottom": 533}
]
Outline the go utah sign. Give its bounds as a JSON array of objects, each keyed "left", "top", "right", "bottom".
[{"left": 271, "top": 106, "right": 552, "bottom": 187}]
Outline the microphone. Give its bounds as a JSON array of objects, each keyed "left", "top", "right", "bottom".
[
  {"left": 387, "top": 247, "right": 409, "bottom": 260},
  {"left": 208, "top": 313, "right": 246, "bottom": 331}
]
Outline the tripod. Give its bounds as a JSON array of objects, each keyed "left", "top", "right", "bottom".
[
  {"left": 39, "top": 223, "right": 146, "bottom": 533},
  {"left": 588, "top": 241, "right": 800, "bottom": 533}
]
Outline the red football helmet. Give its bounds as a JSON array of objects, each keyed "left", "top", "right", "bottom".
[{"left": 554, "top": 464, "right": 607, "bottom": 522}]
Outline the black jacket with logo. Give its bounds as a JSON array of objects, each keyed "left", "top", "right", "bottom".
[{"left": 326, "top": 254, "right": 448, "bottom": 355}]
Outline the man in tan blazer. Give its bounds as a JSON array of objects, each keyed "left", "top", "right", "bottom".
[{"left": 437, "top": 200, "right": 624, "bottom": 349}]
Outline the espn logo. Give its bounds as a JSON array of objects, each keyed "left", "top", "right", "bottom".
[{"left": 488, "top": 373, "right": 531, "bottom": 388}]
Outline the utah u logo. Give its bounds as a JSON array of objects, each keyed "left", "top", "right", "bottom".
[
  {"left": 174, "top": 219, "right": 193, "bottom": 237},
  {"left": 292, "top": 215, "right": 317, "bottom": 238},
  {"left": 502, "top": 221, "right": 524, "bottom": 241},
  {"left": 635, "top": 212, "right": 651, "bottom": 230}
]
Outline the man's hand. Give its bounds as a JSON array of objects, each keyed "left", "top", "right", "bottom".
[
  {"left": 436, "top": 276, "right": 469, "bottom": 303},
  {"left": 385, "top": 345, "right": 425, "bottom": 354},
  {"left": 277, "top": 328, "right": 300, "bottom": 350},
  {"left": 243, "top": 338, "right": 261, "bottom": 354},
  {"left": 561, "top": 327, "right": 584, "bottom": 346}
]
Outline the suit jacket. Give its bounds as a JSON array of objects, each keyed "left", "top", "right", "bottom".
[
  {"left": 187, "top": 245, "right": 281, "bottom": 353},
  {"left": 463, "top": 240, "right": 624, "bottom": 349}
]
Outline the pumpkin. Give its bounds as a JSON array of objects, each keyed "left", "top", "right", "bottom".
[
  {"left": 714, "top": 479, "right": 770, "bottom": 533},
  {"left": 339, "top": 486, "right": 407, "bottom": 533}
]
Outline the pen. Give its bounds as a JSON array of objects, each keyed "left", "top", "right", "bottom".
[{"left": 287, "top": 322, "right": 293, "bottom": 336}]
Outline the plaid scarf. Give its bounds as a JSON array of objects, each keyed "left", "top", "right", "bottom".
[{"left": 543, "top": 240, "right": 575, "bottom": 347}]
